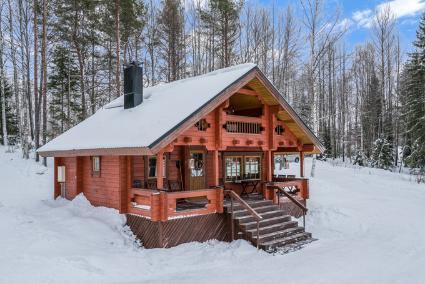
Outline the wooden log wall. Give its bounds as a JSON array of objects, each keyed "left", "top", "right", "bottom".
[{"left": 54, "top": 156, "right": 130, "bottom": 213}]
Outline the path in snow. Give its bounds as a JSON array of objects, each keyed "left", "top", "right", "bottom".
[{"left": 0, "top": 147, "right": 424, "bottom": 284}]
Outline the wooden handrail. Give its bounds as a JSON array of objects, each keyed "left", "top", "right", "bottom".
[
  {"left": 267, "top": 184, "right": 308, "bottom": 227},
  {"left": 224, "top": 190, "right": 263, "bottom": 249}
]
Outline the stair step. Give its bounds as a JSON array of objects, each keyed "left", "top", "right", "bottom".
[
  {"left": 235, "top": 210, "right": 286, "bottom": 223},
  {"left": 230, "top": 205, "right": 280, "bottom": 218},
  {"left": 246, "top": 220, "right": 298, "bottom": 236},
  {"left": 259, "top": 232, "right": 312, "bottom": 251},
  {"left": 251, "top": 226, "right": 305, "bottom": 243},
  {"left": 224, "top": 200, "right": 273, "bottom": 211},
  {"left": 239, "top": 215, "right": 292, "bottom": 230}
]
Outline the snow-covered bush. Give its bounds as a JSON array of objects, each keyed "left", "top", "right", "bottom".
[
  {"left": 371, "top": 138, "right": 394, "bottom": 170},
  {"left": 405, "top": 140, "right": 425, "bottom": 183},
  {"left": 352, "top": 149, "right": 367, "bottom": 166}
]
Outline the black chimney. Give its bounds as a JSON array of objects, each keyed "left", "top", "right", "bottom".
[{"left": 124, "top": 61, "right": 143, "bottom": 109}]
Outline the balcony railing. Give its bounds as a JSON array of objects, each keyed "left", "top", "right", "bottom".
[{"left": 224, "top": 121, "right": 262, "bottom": 134}]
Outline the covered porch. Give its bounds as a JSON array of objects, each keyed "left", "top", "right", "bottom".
[{"left": 127, "top": 145, "right": 309, "bottom": 222}]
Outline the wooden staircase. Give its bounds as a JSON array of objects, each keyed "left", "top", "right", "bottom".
[{"left": 224, "top": 198, "right": 313, "bottom": 252}]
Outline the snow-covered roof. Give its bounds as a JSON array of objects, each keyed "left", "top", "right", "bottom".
[{"left": 38, "top": 63, "right": 257, "bottom": 155}]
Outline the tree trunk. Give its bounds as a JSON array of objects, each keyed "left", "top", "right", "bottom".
[
  {"left": 34, "top": 0, "right": 40, "bottom": 162},
  {"left": 18, "top": 0, "right": 30, "bottom": 158},
  {"left": 41, "top": 0, "right": 47, "bottom": 166},
  {"left": 0, "top": 0, "right": 8, "bottom": 146},
  {"left": 8, "top": 0, "right": 23, "bottom": 151},
  {"left": 115, "top": 0, "right": 121, "bottom": 98}
]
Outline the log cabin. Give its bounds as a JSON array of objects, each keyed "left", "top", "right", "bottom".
[{"left": 38, "top": 63, "right": 324, "bottom": 252}]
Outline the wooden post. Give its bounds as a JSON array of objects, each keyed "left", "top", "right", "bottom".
[
  {"left": 266, "top": 150, "right": 272, "bottom": 182},
  {"left": 76, "top": 157, "right": 83, "bottom": 194},
  {"left": 300, "top": 151, "right": 304, "bottom": 177},
  {"left": 126, "top": 156, "right": 133, "bottom": 189},
  {"left": 212, "top": 150, "right": 219, "bottom": 186},
  {"left": 216, "top": 187, "right": 224, "bottom": 213},
  {"left": 118, "top": 156, "right": 132, "bottom": 214},
  {"left": 53, "top": 157, "right": 60, "bottom": 199},
  {"left": 159, "top": 191, "right": 168, "bottom": 222},
  {"left": 156, "top": 150, "right": 164, "bottom": 189}
]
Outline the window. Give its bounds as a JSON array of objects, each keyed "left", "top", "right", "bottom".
[
  {"left": 92, "top": 156, "right": 101, "bottom": 176},
  {"left": 190, "top": 152, "right": 204, "bottom": 177},
  {"left": 275, "top": 125, "right": 284, "bottom": 135},
  {"left": 195, "top": 119, "right": 210, "bottom": 131},
  {"left": 147, "top": 156, "right": 166, "bottom": 178},
  {"left": 244, "top": 156, "right": 261, "bottom": 180},
  {"left": 225, "top": 157, "right": 242, "bottom": 182},
  {"left": 225, "top": 154, "right": 262, "bottom": 182}
]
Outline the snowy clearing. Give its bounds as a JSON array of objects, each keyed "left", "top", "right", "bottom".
[{"left": 0, "top": 147, "right": 424, "bottom": 284}]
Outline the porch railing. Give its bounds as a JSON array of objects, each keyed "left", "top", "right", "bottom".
[
  {"left": 271, "top": 178, "right": 309, "bottom": 199},
  {"left": 129, "top": 187, "right": 223, "bottom": 222},
  {"left": 129, "top": 188, "right": 161, "bottom": 220},
  {"left": 266, "top": 184, "right": 308, "bottom": 228}
]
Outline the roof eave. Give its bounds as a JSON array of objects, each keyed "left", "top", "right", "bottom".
[{"left": 37, "top": 147, "right": 153, "bottom": 157}]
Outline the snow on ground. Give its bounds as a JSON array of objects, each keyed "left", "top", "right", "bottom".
[{"left": 1, "top": 147, "right": 425, "bottom": 284}]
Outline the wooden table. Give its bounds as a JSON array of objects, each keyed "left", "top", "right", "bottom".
[{"left": 233, "top": 179, "right": 260, "bottom": 196}]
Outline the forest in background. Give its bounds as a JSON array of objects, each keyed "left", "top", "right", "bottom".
[{"left": 0, "top": 0, "right": 424, "bottom": 181}]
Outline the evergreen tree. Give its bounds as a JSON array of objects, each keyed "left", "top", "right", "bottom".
[
  {"left": 157, "top": 0, "right": 186, "bottom": 82},
  {"left": 48, "top": 46, "right": 80, "bottom": 139},
  {"left": 362, "top": 73, "right": 383, "bottom": 158},
  {"left": 400, "top": 12, "right": 425, "bottom": 180},
  {"left": 317, "top": 125, "right": 331, "bottom": 161},
  {"left": 352, "top": 148, "right": 367, "bottom": 166},
  {"left": 0, "top": 78, "right": 18, "bottom": 145},
  {"left": 200, "top": 0, "right": 242, "bottom": 68},
  {"left": 371, "top": 138, "right": 394, "bottom": 170}
]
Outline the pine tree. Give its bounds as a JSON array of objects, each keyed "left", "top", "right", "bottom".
[
  {"left": 317, "top": 125, "right": 331, "bottom": 161},
  {"left": 0, "top": 78, "right": 18, "bottom": 145},
  {"left": 362, "top": 73, "right": 383, "bottom": 158},
  {"left": 200, "top": 0, "right": 242, "bottom": 68},
  {"left": 400, "top": 12, "right": 425, "bottom": 180},
  {"left": 157, "top": 0, "right": 186, "bottom": 82},
  {"left": 371, "top": 138, "right": 394, "bottom": 170},
  {"left": 48, "top": 46, "right": 80, "bottom": 139},
  {"left": 352, "top": 148, "right": 367, "bottom": 167}
]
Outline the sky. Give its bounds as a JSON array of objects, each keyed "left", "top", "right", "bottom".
[{"left": 262, "top": 0, "right": 425, "bottom": 54}]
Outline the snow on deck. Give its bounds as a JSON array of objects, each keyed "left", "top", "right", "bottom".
[
  {"left": 1, "top": 147, "right": 425, "bottom": 283},
  {"left": 38, "top": 63, "right": 256, "bottom": 153}
]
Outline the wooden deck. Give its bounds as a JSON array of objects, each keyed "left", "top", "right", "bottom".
[{"left": 126, "top": 181, "right": 310, "bottom": 250}]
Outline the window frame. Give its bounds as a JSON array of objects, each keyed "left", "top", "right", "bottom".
[
  {"left": 223, "top": 152, "right": 262, "bottom": 183},
  {"left": 243, "top": 155, "right": 261, "bottom": 180},
  {"left": 91, "top": 156, "right": 101, "bottom": 177},
  {"left": 147, "top": 155, "right": 167, "bottom": 179},
  {"left": 224, "top": 156, "right": 243, "bottom": 182}
]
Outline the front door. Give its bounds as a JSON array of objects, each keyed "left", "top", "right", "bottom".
[{"left": 189, "top": 150, "right": 206, "bottom": 190}]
